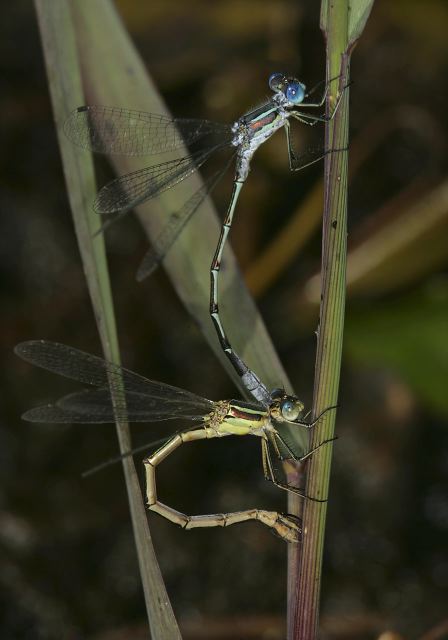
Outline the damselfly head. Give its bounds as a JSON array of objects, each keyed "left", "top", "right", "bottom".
[
  {"left": 269, "top": 390, "right": 305, "bottom": 423},
  {"left": 280, "top": 396, "right": 304, "bottom": 422},
  {"left": 268, "top": 73, "right": 306, "bottom": 106}
]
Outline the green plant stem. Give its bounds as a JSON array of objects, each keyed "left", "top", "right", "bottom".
[
  {"left": 289, "top": 5, "right": 350, "bottom": 639},
  {"left": 287, "top": 0, "right": 376, "bottom": 635}
]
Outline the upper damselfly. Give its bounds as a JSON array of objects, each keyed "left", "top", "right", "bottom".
[
  {"left": 15, "top": 340, "right": 336, "bottom": 542},
  {"left": 64, "top": 73, "right": 346, "bottom": 404}
]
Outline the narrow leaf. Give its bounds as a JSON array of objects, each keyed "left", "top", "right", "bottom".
[{"left": 34, "top": 1, "right": 180, "bottom": 637}]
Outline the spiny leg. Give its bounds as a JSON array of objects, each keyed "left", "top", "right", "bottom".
[
  {"left": 284, "top": 121, "right": 329, "bottom": 172},
  {"left": 297, "top": 436, "right": 338, "bottom": 464},
  {"left": 290, "top": 404, "right": 339, "bottom": 430},
  {"left": 291, "top": 79, "right": 348, "bottom": 126},
  {"left": 209, "top": 180, "right": 270, "bottom": 405},
  {"left": 300, "top": 73, "right": 344, "bottom": 107},
  {"left": 261, "top": 435, "right": 309, "bottom": 499},
  {"left": 144, "top": 426, "right": 301, "bottom": 543},
  {"left": 260, "top": 430, "right": 337, "bottom": 501},
  {"left": 267, "top": 404, "right": 339, "bottom": 464},
  {"left": 300, "top": 80, "right": 330, "bottom": 108},
  {"left": 261, "top": 436, "right": 313, "bottom": 500},
  {"left": 284, "top": 89, "right": 348, "bottom": 171}
]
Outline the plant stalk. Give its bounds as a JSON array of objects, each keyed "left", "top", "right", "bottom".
[{"left": 288, "top": 3, "right": 351, "bottom": 637}]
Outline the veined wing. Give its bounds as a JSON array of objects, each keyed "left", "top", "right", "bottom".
[
  {"left": 94, "top": 143, "right": 227, "bottom": 217},
  {"left": 22, "top": 388, "right": 212, "bottom": 424},
  {"left": 20, "top": 404, "right": 98, "bottom": 424},
  {"left": 15, "top": 341, "right": 214, "bottom": 419},
  {"left": 58, "top": 389, "right": 211, "bottom": 421},
  {"left": 63, "top": 106, "right": 231, "bottom": 156},
  {"left": 136, "top": 150, "right": 237, "bottom": 281}
]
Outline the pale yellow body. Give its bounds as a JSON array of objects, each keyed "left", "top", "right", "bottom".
[{"left": 144, "top": 400, "right": 302, "bottom": 543}]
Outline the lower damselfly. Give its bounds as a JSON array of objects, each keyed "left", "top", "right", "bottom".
[
  {"left": 64, "top": 72, "right": 346, "bottom": 404},
  {"left": 15, "top": 340, "right": 336, "bottom": 542}
]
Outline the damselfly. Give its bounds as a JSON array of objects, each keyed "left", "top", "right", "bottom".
[
  {"left": 64, "top": 73, "right": 346, "bottom": 404},
  {"left": 15, "top": 340, "right": 335, "bottom": 542}
]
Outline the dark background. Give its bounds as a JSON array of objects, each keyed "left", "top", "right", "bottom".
[{"left": 1, "top": 1, "right": 447, "bottom": 638}]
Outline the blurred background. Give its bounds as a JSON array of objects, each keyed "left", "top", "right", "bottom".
[{"left": 1, "top": 1, "right": 448, "bottom": 638}]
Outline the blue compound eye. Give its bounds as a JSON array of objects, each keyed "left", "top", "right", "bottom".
[
  {"left": 285, "top": 81, "right": 305, "bottom": 104},
  {"left": 269, "top": 72, "right": 284, "bottom": 91}
]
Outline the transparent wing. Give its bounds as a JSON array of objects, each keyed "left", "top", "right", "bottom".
[
  {"left": 136, "top": 150, "right": 237, "bottom": 281},
  {"left": 15, "top": 341, "right": 214, "bottom": 424},
  {"left": 22, "top": 404, "right": 98, "bottom": 424},
  {"left": 22, "top": 389, "right": 210, "bottom": 424},
  {"left": 94, "top": 143, "right": 227, "bottom": 218},
  {"left": 58, "top": 389, "right": 210, "bottom": 421},
  {"left": 63, "top": 105, "right": 232, "bottom": 156}
]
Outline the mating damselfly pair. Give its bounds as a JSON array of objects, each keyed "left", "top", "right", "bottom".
[{"left": 16, "top": 73, "right": 344, "bottom": 542}]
